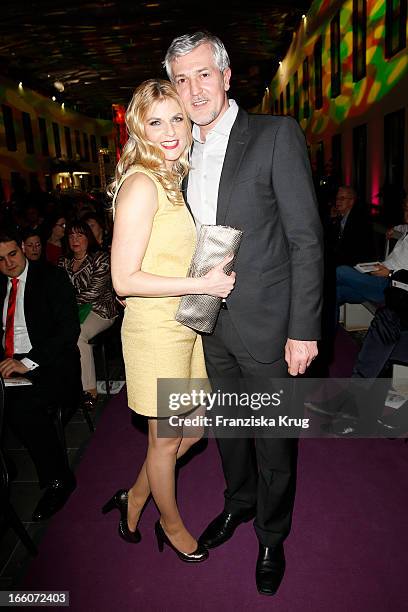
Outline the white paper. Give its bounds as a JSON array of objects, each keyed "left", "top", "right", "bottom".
[
  {"left": 354, "top": 261, "right": 381, "bottom": 273},
  {"left": 391, "top": 280, "right": 408, "bottom": 292},
  {"left": 4, "top": 377, "right": 33, "bottom": 387},
  {"left": 385, "top": 389, "right": 408, "bottom": 409}
]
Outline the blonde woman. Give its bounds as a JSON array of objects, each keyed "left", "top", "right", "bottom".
[{"left": 103, "top": 79, "right": 235, "bottom": 562}]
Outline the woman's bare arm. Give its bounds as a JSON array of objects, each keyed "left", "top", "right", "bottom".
[{"left": 111, "top": 172, "right": 235, "bottom": 298}]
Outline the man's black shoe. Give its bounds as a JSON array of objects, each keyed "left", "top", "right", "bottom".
[
  {"left": 305, "top": 399, "right": 343, "bottom": 417},
  {"left": 198, "top": 508, "right": 255, "bottom": 549},
  {"left": 32, "top": 474, "right": 76, "bottom": 522},
  {"left": 321, "top": 417, "right": 359, "bottom": 437},
  {"left": 305, "top": 393, "right": 357, "bottom": 420},
  {"left": 377, "top": 411, "right": 408, "bottom": 435},
  {"left": 256, "top": 543, "right": 286, "bottom": 596}
]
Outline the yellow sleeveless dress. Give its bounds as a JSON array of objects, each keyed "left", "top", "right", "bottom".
[{"left": 113, "top": 165, "right": 208, "bottom": 417}]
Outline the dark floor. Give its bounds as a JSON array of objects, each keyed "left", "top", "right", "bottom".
[
  {"left": 0, "top": 324, "right": 372, "bottom": 590},
  {"left": 0, "top": 344, "right": 125, "bottom": 590}
]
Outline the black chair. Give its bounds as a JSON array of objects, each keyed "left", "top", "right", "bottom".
[
  {"left": 89, "top": 328, "right": 111, "bottom": 397},
  {"left": 47, "top": 385, "right": 95, "bottom": 472},
  {"left": 0, "top": 374, "right": 38, "bottom": 556},
  {"left": 89, "top": 314, "right": 123, "bottom": 398},
  {"left": 79, "top": 398, "right": 95, "bottom": 433}
]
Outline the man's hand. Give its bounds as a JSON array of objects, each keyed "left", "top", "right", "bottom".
[
  {"left": 370, "top": 264, "right": 390, "bottom": 277},
  {"left": 285, "top": 339, "right": 318, "bottom": 376},
  {"left": 0, "top": 358, "right": 29, "bottom": 378}
]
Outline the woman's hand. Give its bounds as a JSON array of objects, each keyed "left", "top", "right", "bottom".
[{"left": 200, "top": 254, "right": 236, "bottom": 298}]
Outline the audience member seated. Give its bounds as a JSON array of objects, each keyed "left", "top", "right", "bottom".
[
  {"left": 336, "top": 195, "right": 408, "bottom": 310},
  {"left": 59, "top": 220, "right": 117, "bottom": 407},
  {"left": 72, "top": 198, "right": 96, "bottom": 219},
  {"left": 82, "top": 212, "right": 111, "bottom": 251},
  {"left": 326, "top": 185, "right": 375, "bottom": 268},
  {"left": 306, "top": 303, "right": 408, "bottom": 437},
  {"left": 0, "top": 230, "right": 81, "bottom": 521},
  {"left": 43, "top": 213, "right": 66, "bottom": 265},
  {"left": 24, "top": 204, "right": 44, "bottom": 234},
  {"left": 311, "top": 186, "right": 375, "bottom": 373},
  {"left": 21, "top": 228, "right": 43, "bottom": 262}
]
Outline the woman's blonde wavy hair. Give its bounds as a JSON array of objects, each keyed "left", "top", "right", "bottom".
[{"left": 107, "top": 79, "right": 191, "bottom": 207}]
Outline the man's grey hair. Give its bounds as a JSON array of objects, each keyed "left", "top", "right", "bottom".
[{"left": 164, "top": 31, "right": 230, "bottom": 81}]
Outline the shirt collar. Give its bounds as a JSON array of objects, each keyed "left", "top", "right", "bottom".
[{"left": 192, "top": 99, "right": 239, "bottom": 143}]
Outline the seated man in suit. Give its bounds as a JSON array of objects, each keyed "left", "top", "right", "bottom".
[
  {"left": 327, "top": 185, "right": 375, "bottom": 268},
  {"left": 0, "top": 229, "right": 81, "bottom": 521},
  {"left": 323, "top": 185, "right": 377, "bottom": 336}
]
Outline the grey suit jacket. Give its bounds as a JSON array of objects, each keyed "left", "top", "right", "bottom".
[{"left": 185, "top": 108, "right": 324, "bottom": 363}]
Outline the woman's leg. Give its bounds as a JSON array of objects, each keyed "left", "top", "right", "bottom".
[
  {"left": 127, "top": 405, "right": 205, "bottom": 542},
  {"left": 145, "top": 419, "right": 198, "bottom": 552},
  {"left": 78, "top": 312, "right": 115, "bottom": 395}
]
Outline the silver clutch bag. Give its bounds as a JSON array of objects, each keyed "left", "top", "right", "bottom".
[{"left": 175, "top": 225, "right": 243, "bottom": 333}]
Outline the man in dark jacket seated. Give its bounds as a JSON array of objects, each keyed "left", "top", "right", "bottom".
[
  {"left": 0, "top": 229, "right": 81, "bottom": 521},
  {"left": 313, "top": 186, "right": 376, "bottom": 371},
  {"left": 327, "top": 185, "right": 375, "bottom": 268}
]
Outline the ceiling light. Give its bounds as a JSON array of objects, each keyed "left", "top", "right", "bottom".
[
  {"left": 54, "top": 81, "right": 64, "bottom": 92},
  {"left": 52, "top": 96, "right": 56, "bottom": 101},
  {"left": 18, "top": 81, "right": 23, "bottom": 88},
  {"left": 302, "top": 14, "right": 306, "bottom": 19}
]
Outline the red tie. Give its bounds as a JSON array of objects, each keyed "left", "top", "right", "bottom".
[{"left": 4, "top": 278, "right": 19, "bottom": 358}]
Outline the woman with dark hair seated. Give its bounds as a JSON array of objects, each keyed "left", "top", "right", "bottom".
[
  {"left": 43, "top": 212, "right": 66, "bottom": 265},
  {"left": 21, "top": 228, "right": 43, "bottom": 262},
  {"left": 81, "top": 211, "right": 111, "bottom": 251},
  {"left": 59, "top": 220, "right": 117, "bottom": 406}
]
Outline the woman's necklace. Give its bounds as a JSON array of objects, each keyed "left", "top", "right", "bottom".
[{"left": 73, "top": 254, "right": 87, "bottom": 261}]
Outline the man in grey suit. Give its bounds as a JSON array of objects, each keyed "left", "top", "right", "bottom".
[{"left": 165, "top": 32, "right": 323, "bottom": 595}]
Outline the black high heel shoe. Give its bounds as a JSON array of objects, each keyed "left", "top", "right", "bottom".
[
  {"left": 154, "top": 520, "right": 208, "bottom": 563},
  {"left": 102, "top": 490, "right": 141, "bottom": 544}
]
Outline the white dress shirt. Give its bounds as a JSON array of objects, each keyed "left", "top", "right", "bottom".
[
  {"left": 187, "top": 99, "right": 239, "bottom": 232},
  {"left": 393, "top": 224, "right": 408, "bottom": 237},
  {"left": 2, "top": 261, "right": 38, "bottom": 370},
  {"left": 384, "top": 234, "right": 408, "bottom": 271}
]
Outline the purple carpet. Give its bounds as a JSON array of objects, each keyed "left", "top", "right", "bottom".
[{"left": 22, "top": 330, "right": 408, "bottom": 611}]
